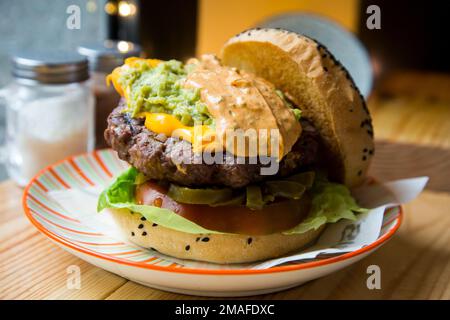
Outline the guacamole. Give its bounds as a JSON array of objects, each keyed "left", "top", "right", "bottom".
[{"left": 118, "top": 59, "right": 213, "bottom": 126}]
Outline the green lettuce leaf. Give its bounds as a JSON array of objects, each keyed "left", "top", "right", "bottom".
[
  {"left": 97, "top": 167, "right": 219, "bottom": 234},
  {"left": 98, "top": 168, "right": 367, "bottom": 235},
  {"left": 97, "top": 166, "right": 138, "bottom": 212},
  {"left": 283, "top": 181, "right": 368, "bottom": 235}
]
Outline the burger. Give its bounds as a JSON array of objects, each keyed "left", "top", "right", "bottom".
[{"left": 97, "top": 28, "right": 374, "bottom": 264}]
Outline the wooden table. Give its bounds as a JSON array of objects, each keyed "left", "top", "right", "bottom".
[{"left": 1, "top": 71, "right": 450, "bottom": 299}]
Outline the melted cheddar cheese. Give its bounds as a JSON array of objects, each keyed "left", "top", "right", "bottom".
[{"left": 139, "top": 112, "right": 218, "bottom": 152}]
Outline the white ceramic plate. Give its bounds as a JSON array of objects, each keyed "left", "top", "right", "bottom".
[{"left": 23, "top": 149, "right": 402, "bottom": 297}]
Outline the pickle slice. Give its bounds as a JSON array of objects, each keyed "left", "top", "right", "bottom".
[
  {"left": 246, "top": 185, "right": 265, "bottom": 210},
  {"left": 167, "top": 184, "right": 233, "bottom": 205},
  {"left": 284, "top": 171, "right": 315, "bottom": 189}
]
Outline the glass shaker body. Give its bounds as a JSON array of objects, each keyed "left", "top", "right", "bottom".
[
  {"left": 90, "top": 72, "right": 120, "bottom": 149},
  {"left": 1, "top": 80, "right": 94, "bottom": 186}
]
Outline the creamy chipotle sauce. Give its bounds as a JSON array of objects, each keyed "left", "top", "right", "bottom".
[{"left": 184, "top": 54, "right": 301, "bottom": 158}]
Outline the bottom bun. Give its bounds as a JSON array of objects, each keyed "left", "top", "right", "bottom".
[{"left": 107, "top": 208, "right": 325, "bottom": 264}]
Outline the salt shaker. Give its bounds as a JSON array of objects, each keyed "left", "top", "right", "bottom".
[
  {"left": 78, "top": 40, "right": 141, "bottom": 148},
  {"left": 0, "top": 51, "right": 94, "bottom": 186}
]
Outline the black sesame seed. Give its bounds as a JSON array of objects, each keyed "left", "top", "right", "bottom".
[
  {"left": 150, "top": 247, "right": 158, "bottom": 252},
  {"left": 323, "top": 67, "right": 328, "bottom": 72},
  {"left": 196, "top": 237, "right": 200, "bottom": 242},
  {"left": 349, "top": 109, "right": 353, "bottom": 112},
  {"left": 185, "top": 245, "right": 190, "bottom": 251},
  {"left": 247, "top": 237, "right": 253, "bottom": 245},
  {"left": 140, "top": 217, "right": 146, "bottom": 221},
  {"left": 369, "top": 149, "right": 374, "bottom": 155},
  {"left": 362, "top": 156, "right": 367, "bottom": 161},
  {"left": 152, "top": 223, "right": 158, "bottom": 227},
  {"left": 138, "top": 224, "right": 144, "bottom": 229},
  {"left": 131, "top": 232, "right": 135, "bottom": 236},
  {"left": 201, "top": 237, "right": 210, "bottom": 242},
  {"left": 363, "top": 148, "right": 368, "bottom": 153},
  {"left": 357, "top": 170, "right": 362, "bottom": 176},
  {"left": 142, "top": 231, "right": 147, "bottom": 236}
]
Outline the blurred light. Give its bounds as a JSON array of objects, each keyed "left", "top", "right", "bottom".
[
  {"left": 371, "top": 54, "right": 383, "bottom": 79},
  {"left": 129, "top": 3, "right": 137, "bottom": 15},
  {"left": 117, "top": 41, "right": 130, "bottom": 53},
  {"left": 118, "top": 1, "right": 132, "bottom": 17},
  {"left": 86, "top": 0, "right": 97, "bottom": 13},
  {"left": 104, "top": 1, "right": 117, "bottom": 15},
  {"left": 104, "top": 40, "right": 114, "bottom": 49}
]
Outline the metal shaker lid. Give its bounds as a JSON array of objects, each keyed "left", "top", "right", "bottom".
[
  {"left": 78, "top": 40, "right": 142, "bottom": 73},
  {"left": 11, "top": 50, "right": 89, "bottom": 84}
]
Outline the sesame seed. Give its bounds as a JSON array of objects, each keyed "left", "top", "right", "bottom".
[
  {"left": 141, "top": 217, "right": 146, "bottom": 221},
  {"left": 138, "top": 224, "right": 144, "bottom": 229},
  {"left": 153, "top": 198, "right": 163, "bottom": 207},
  {"left": 247, "top": 237, "right": 253, "bottom": 245},
  {"left": 323, "top": 67, "right": 328, "bottom": 72},
  {"left": 363, "top": 148, "right": 368, "bottom": 153},
  {"left": 201, "top": 237, "right": 210, "bottom": 242},
  {"left": 196, "top": 237, "right": 200, "bottom": 242},
  {"left": 142, "top": 231, "right": 147, "bottom": 236},
  {"left": 131, "top": 232, "right": 135, "bottom": 236},
  {"left": 152, "top": 223, "right": 158, "bottom": 227},
  {"left": 362, "top": 156, "right": 367, "bottom": 161},
  {"left": 357, "top": 170, "right": 362, "bottom": 176},
  {"left": 185, "top": 245, "right": 190, "bottom": 251}
]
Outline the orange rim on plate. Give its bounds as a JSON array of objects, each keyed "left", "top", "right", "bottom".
[{"left": 22, "top": 149, "right": 403, "bottom": 275}]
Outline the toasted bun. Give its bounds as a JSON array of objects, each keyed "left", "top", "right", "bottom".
[
  {"left": 107, "top": 208, "right": 324, "bottom": 264},
  {"left": 221, "top": 28, "right": 374, "bottom": 187}
]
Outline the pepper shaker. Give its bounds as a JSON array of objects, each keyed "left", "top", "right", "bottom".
[{"left": 78, "top": 40, "right": 141, "bottom": 148}]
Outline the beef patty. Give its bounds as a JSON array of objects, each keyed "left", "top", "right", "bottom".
[{"left": 105, "top": 100, "right": 319, "bottom": 188}]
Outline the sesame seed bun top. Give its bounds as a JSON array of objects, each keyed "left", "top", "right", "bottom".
[{"left": 221, "top": 28, "right": 374, "bottom": 187}]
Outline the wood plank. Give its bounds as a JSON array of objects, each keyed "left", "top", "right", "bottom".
[
  {"left": 378, "top": 71, "right": 450, "bottom": 103},
  {"left": 0, "top": 181, "right": 26, "bottom": 224},
  {"left": 0, "top": 231, "right": 128, "bottom": 300},
  {"left": 369, "top": 95, "right": 450, "bottom": 149},
  {"left": 369, "top": 140, "right": 450, "bottom": 192}
]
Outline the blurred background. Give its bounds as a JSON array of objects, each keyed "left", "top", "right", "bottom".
[{"left": 0, "top": 0, "right": 449, "bottom": 190}]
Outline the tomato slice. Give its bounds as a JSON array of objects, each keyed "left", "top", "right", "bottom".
[{"left": 135, "top": 182, "right": 310, "bottom": 235}]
